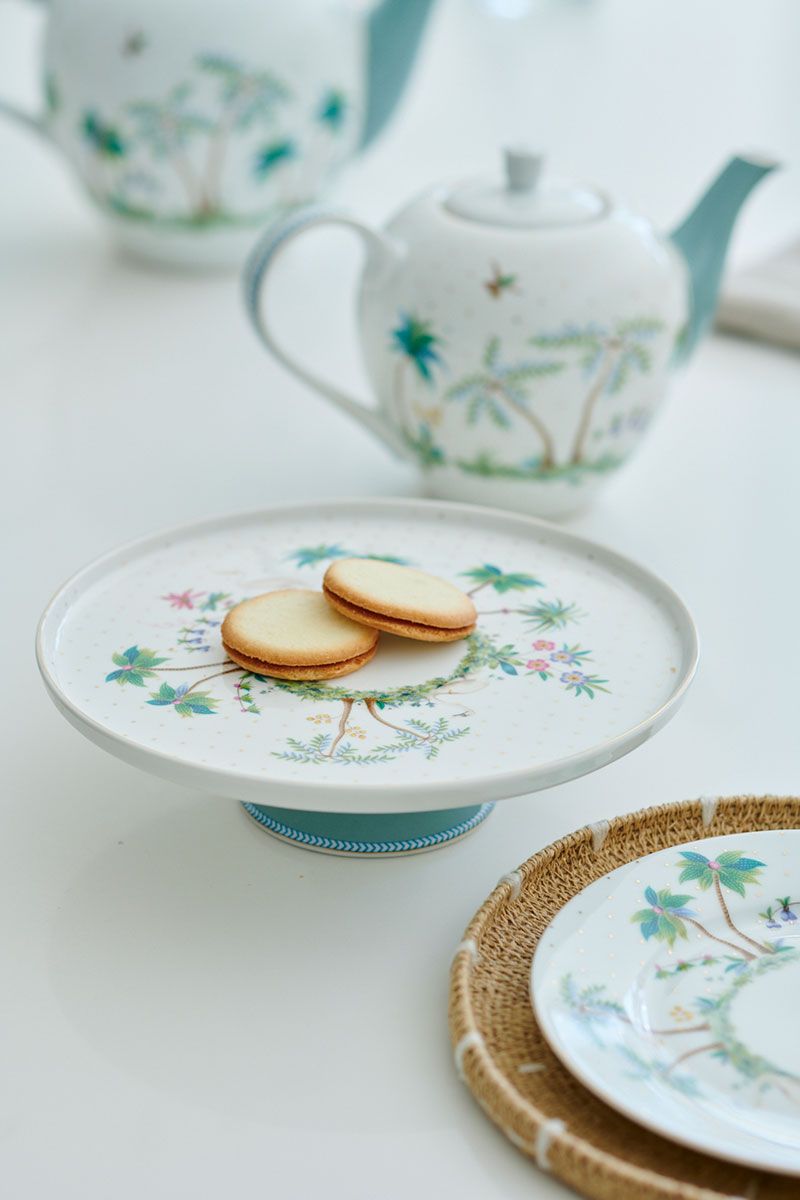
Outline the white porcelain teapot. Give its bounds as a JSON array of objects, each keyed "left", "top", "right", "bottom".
[
  {"left": 0, "top": 0, "right": 434, "bottom": 267},
  {"left": 246, "top": 149, "right": 775, "bottom": 516}
]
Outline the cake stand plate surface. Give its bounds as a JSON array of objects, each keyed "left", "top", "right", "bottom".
[{"left": 37, "top": 499, "right": 697, "bottom": 853}]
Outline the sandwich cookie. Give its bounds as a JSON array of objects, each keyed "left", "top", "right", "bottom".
[
  {"left": 221, "top": 589, "right": 378, "bottom": 681},
  {"left": 323, "top": 558, "right": 477, "bottom": 643}
]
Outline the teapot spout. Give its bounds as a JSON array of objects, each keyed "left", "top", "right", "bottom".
[
  {"left": 362, "top": 0, "right": 436, "bottom": 148},
  {"left": 670, "top": 153, "right": 778, "bottom": 362}
]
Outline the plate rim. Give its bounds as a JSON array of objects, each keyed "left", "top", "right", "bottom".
[
  {"left": 35, "top": 496, "right": 700, "bottom": 814},
  {"left": 530, "top": 828, "right": 800, "bottom": 1175}
]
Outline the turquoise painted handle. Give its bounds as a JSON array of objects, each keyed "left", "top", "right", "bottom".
[
  {"left": 243, "top": 209, "right": 409, "bottom": 458},
  {"left": 0, "top": 0, "right": 50, "bottom": 140}
]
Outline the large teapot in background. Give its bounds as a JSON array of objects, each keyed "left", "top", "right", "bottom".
[
  {"left": 0, "top": 0, "right": 435, "bottom": 267},
  {"left": 246, "top": 150, "right": 776, "bottom": 517}
]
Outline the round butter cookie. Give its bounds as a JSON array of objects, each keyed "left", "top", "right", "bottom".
[
  {"left": 221, "top": 589, "right": 378, "bottom": 681},
  {"left": 322, "top": 559, "right": 476, "bottom": 643}
]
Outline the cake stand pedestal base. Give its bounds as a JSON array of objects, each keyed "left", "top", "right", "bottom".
[{"left": 241, "top": 802, "right": 494, "bottom": 857}]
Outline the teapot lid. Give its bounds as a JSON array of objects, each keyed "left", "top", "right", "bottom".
[{"left": 443, "top": 149, "right": 610, "bottom": 229}]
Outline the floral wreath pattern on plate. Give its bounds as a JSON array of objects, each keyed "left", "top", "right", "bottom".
[
  {"left": 103, "top": 548, "right": 611, "bottom": 767},
  {"left": 558, "top": 846, "right": 800, "bottom": 1107}
]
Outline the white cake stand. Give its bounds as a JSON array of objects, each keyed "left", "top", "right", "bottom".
[{"left": 36, "top": 499, "right": 698, "bottom": 855}]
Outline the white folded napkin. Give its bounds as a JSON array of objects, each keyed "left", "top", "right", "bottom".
[{"left": 717, "top": 238, "right": 800, "bottom": 350}]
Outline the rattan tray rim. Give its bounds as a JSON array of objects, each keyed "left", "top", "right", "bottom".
[{"left": 449, "top": 794, "right": 800, "bottom": 1200}]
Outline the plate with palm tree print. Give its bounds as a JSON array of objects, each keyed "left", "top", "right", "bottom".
[
  {"left": 36, "top": 498, "right": 696, "bottom": 817},
  {"left": 532, "top": 829, "right": 800, "bottom": 1173}
]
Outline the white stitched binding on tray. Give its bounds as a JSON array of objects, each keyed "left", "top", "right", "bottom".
[
  {"left": 534, "top": 1118, "right": 566, "bottom": 1171},
  {"left": 454, "top": 1030, "right": 484, "bottom": 1079},
  {"left": 498, "top": 870, "right": 522, "bottom": 899},
  {"left": 589, "top": 819, "right": 610, "bottom": 851},
  {"left": 700, "top": 795, "right": 719, "bottom": 828},
  {"left": 453, "top": 938, "right": 480, "bottom": 966}
]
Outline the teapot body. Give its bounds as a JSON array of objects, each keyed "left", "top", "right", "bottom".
[
  {"left": 246, "top": 153, "right": 774, "bottom": 519},
  {"left": 358, "top": 189, "right": 687, "bottom": 517},
  {"left": 43, "top": 0, "right": 364, "bottom": 266}
]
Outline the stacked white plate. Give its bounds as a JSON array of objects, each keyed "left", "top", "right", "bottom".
[{"left": 532, "top": 829, "right": 800, "bottom": 1174}]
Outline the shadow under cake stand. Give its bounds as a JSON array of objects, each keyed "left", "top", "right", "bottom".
[{"left": 36, "top": 499, "right": 698, "bottom": 856}]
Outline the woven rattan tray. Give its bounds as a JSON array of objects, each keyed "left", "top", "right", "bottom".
[{"left": 449, "top": 795, "right": 800, "bottom": 1199}]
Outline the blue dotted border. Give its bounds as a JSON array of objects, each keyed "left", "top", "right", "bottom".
[{"left": 241, "top": 803, "right": 495, "bottom": 855}]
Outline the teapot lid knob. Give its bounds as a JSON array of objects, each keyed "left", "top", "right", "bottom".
[
  {"left": 504, "top": 147, "right": 543, "bottom": 194},
  {"left": 442, "top": 150, "right": 608, "bottom": 228}
]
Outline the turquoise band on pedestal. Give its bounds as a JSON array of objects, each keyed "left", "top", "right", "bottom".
[{"left": 241, "top": 802, "right": 494, "bottom": 855}]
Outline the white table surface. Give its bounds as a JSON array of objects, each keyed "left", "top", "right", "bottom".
[{"left": 2, "top": 1, "right": 800, "bottom": 1196}]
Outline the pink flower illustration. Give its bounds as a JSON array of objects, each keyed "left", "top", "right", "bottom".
[
  {"left": 532, "top": 639, "right": 555, "bottom": 651},
  {"left": 162, "top": 589, "right": 204, "bottom": 610},
  {"left": 527, "top": 659, "right": 550, "bottom": 672}
]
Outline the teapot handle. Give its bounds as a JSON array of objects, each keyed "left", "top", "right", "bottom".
[
  {"left": 0, "top": 0, "right": 51, "bottom": 140},
  {"left": 243, "top": 209, "right": 410, "bottom": 459}
]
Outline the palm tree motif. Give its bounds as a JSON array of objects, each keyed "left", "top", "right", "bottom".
[
  {"left": 446, "top": 337, "right": 563, "bottom": 468},
  {"left": 106, "top": 646, "right": 237, "bottom": 715},
  {"left": 461, "top": 564, "right": 543, "bottom": 598},
  {"left": 522, "top": 600, "right": 581, "bottom": 630},
  {"left": 105, "top": 646, "right": 166, "bottom": 687},
  {"left": 677, "top": 850, "right": 771, "bottom": 955},
  {"left": 476, "top": 598, "right": 581, "bottom": 629},
  {"left": 290, "top": 544, "right": 348, "bottom": 568},
  {"left": 127, "top": 84, "right": 212, "bottom": 216},
  {"left": 81, "top": 111, "right": 128, "bottom": 202},
  {"left": 254, "top": 139, "right": 297, "bottom": 182},
  {"left": 631, "top": 886, "right": 757, "bottom": 960},
  {"left": 82, "top": 112, "right": 127, "bottom": 161},
  {"left": 196, "top": 55, "right": 291, "bottom": 212},
  {"left": 530, "top": 319, "right": 664, "bottom": 464},
  {"left": 390, "top": 314, "right": 444, "bottom": 436},
  {"left": 147, "top": 682, "right": 220, "bottom": 716},
  {"left": 288, "top": 545, "right": 409, "bottom": 568},
  {"left": 317, "top": 88, "right": 348, "bottom": 131}
]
